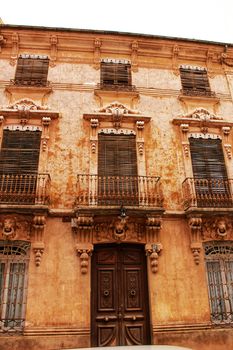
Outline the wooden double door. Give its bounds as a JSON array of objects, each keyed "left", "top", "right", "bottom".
[{"left": 91, "top": 244, "right": 151, "bottom": 346}]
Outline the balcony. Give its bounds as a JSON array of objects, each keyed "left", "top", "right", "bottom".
[
  {"left": 97, "top": 83, "right": 136, "bottom": 92},
  {"left": 180, "top": 89, "right": 216, "bottom": 98},
  {"left": 76, "top": 175, "right": 163, "bottom": 208},
  {"left": 182, "top": 177, "right": 233, "bottom": 210},
  {"left": 0, "top": 173, "right": 51, "bottom": 205}
]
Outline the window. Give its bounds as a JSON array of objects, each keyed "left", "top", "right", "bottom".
[
  {"left": 100, "top": 59, "right": 132, "bottom": 90},
  {"left": 189, "top": 137, "right": 231, "bottom": 207},
  {"left": 98, "top": 133, "right": 138, "bottom": 205},
  {"left": 204, "top": 241, "right": 233, "bottom": 324},
  {"left": 180, "top": 65, "right": 214, "bottom": 97},
  {"left": 0, "top": 241, "right": 30, "bottom": 332},
  {"left": 0, "top": 127, "right": 42, "bottom": 204},
  {"left": 14, "top": 54, "right": 49, "bottom": 86}
]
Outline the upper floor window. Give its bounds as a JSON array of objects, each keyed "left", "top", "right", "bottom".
[
  {"left": 0, "top": 240, "right": 30, "bottom": 332},
  {"left": 98, "top": 133, "right": 138, "bottom": 205},
  {"left": 189, "top": 137, "right": 231, "bottom": 207},
  {"left": 100, "top": 59, "right": 132, "bottom": 90},
  {"left": 0, "top": 127, "right": 42, "bottom": 204},
  {"left": 204, "top": 241, "right": 233, "bottom": 324},
  {"left": 14, "top": 54, "right": 49, "bottom": 87},
  {"left": 180, "top": 65, "right": 214, "bottom": 97}
]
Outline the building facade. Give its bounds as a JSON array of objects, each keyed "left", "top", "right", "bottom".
[{"left": 0, "top": 24, "right": 233, "bottom": 350}]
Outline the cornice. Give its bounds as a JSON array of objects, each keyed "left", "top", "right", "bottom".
[{"left": 0, "top": 27, "right": 233, "bottom": 71}]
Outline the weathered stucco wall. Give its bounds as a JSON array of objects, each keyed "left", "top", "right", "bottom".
[{"left": 0, "top": 26, "right": 233, "bottom": 350}]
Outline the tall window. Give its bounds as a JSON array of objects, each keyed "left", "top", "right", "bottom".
[
  {"left": 204, "top": 241, "right": 233, "bottom": 324},
  {"left": 180, "top": 65, "right": 214, "bottom": 97},
  {"left": 98, "top": 133, "right": 138, "bottom": 205},
  {"left": 189, "top": 137, "right": 231, "bottom": 207},
  {"left": 14, "top": 54, "right": 49, "bottom": 86},
  {"left": 100, "top": 59, "right": 132, "bottom": 90},
  {"left": 0, "top": 241, "right": 30, "bottom": 332},
  {"left": 0, "top": 128, "right": 42, "bottom": 204}
]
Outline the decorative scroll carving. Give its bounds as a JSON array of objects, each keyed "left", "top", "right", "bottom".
[
  {"left": 71, "top": 215, "right": 94, "bottom": 243},
  {"left": 76, "top": 245, "right": 93, "bottom": 274},
  {"left": 4, "top": 98, "right": 48, "bottom": 111},
  {"left": 93, "top": 38, "right": 101, "bottom": 69},
  {"left": 202, "top": 217, "right": 233, "bottom": 241},
  {"left": 97, "top": 102, "right": 139, "bottom": 116},
  {"left": 32, "top": 215, "right": 46, "bottom": 267},
  {"left": 50, "top": 35, "right": 58, "bottom": 67},
  {"left": 220, "top": 52, "right": 233, "bottom": 67},
  {"left": 10, "top": 32, "right": 19, "bottom": 66},
  {"left": 188, "top": 216, "right": 202, "bottom": 265},
  {"left": 131, "top": 41, "right": 138, "bottom": 72},
  {"left": 181, "top": 108, "right": 222, "bottom": 121},
  {"left": 41, "top": 116, "right": 51, "bottom": 152}
]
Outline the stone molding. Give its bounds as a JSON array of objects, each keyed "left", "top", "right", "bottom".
[
  {"left": 188, "top": 215, "right": 233, "bottom": 265},
  {"left": 0, "top": 213, "right": 47, "bottom": 267}
]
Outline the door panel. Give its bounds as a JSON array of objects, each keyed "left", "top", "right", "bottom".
[{"left": 92, "top": 244, "right": 150, "bottom": 346}]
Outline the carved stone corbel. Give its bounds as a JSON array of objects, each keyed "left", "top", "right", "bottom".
[
  {"left": 32, "top": 215, "right": 46, "bottom": 267},
  {"left": 50, "top": 35, "right": 58, "bottom": 67},
  {"left": 131, "top": 41, "right": 139, "bottom": 72},
  {"left": 76, "top": 243, "right": 93, "bottom": 274},
  {"left": 10, "top": 32, "right": 19, "bottom": 66},
  {"left": 172, "top": 45, "right": 179, "bottom": 75},
  {"left": 41, "top": 116, "right": 51, "bottom": 152},
  {"left": 93, "top": 38, "right": 101, "bottom": 69},
  {"left": 145, "top": 243, "right": 163, "bottom": 273},
  {"left": 90, "top": 118, "right": 99, "bottom": 153},
  {"left": 222, "top": 126, "right": 232, "bottom": 159},
  {"left": 188, "top": 216, "right": 202, "bottom": 265},
  {"left": 145, "top": 216, "right": 162, "bottom": 273},
  {"left": 71, "top": 215, "right": 94, "bottom": 243}
]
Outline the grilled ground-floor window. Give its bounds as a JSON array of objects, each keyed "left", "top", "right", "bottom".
[
  {"left": 0, "top": 128, "right": 41, "bottom": 204},
  {"left": 189, "top": 137, "right": 231, "bottom": 207},
  {"left": 98, "top": 133, "right": 138, "bottom": 205},
  {"left": 0, "top": 241, "right": 30, "bottom": 332},
  {"left": 204, "top": 241, "right": 233, "bottom": 324}
]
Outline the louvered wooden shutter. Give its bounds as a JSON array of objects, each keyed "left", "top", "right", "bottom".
[
  {"left": 100, "top": 62, "right": 131, "bottom": 86},
  {"left": 15, "top": 56, "right": 49, "bottom": 86},
  {"left": 98, "top": 134, "right": 137, "bottom": 176},
  {"left": 189, "top": 138, "right": 227, "bottom": 179},
  {"left": 0, "top": 130, "right": 41, "bottom": 174},
  {"left": 180, "top": 67, "right": 211, "bottom": 94}
]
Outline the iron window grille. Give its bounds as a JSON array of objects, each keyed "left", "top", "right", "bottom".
[
  {"left": 204, "top": 241, "right": 233, "bottom": 324},
  {"left": 13, "top": 54, "right": 49, "bottom": 87},
  {"left": 100, "top": 59, "right": 133, "bottom": 90},
  {"left": 179, "top": 65, "right": 215, "bottom": 97},
  {"left": 0, "top": 240, "right": 30, "bottom": 333}
]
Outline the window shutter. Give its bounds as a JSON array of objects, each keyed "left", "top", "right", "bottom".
[
  {"left": 189, "top": 138, "right": 227, "bottom": 179},
  {"left": 0, "top": 130, "right": 41, "bottom": 174},
  {"left": 15, "top": 56, "right": 49, "bottom": 86},
  {"left": 100, "top": 62, "right": 131, "bottom": 87},
  {"left": 98, "top": 134, "right": 137, "bottom": 176},
  {"left": 180, "top": 67, "right": 211, "bottom": 95}
]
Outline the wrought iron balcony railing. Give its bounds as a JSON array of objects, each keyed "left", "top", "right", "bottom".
[
  {"left": 76, "top": 174, "right": 163, "bottom": 207},
  {"left": 97, "top": 83, "right": 137, "bottom": 92},
  {"left": 180, "top": 89, "right": 216, "bottom": 98},
  {"left": 182, "top": 177, "right": 233, "bottom": 210},
  {"left": 0, "top": 173, "right": 51, "bottom": 205}
]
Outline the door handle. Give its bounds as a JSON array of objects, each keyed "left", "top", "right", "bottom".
[
  {"left": 123, "top": 315, "right": 144, "bottom": 321},
  {"left": 96, "top": 316, "right": 117, "bottom": 322}
]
